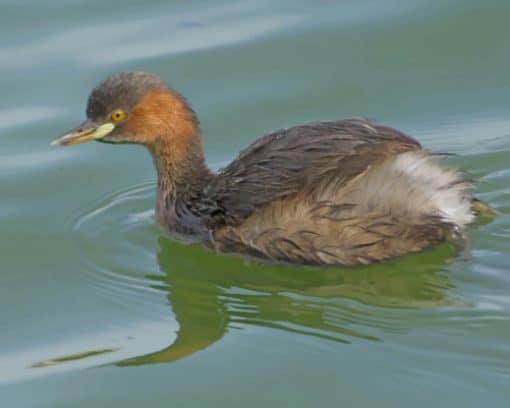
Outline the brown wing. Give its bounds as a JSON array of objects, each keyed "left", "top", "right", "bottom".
[{"left": 202, "top": 119, "right": 421, "bottom": 227}]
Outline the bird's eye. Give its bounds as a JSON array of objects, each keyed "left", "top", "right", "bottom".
[{"left": 110, "top": 109, "right": 125, "bottom": 122}]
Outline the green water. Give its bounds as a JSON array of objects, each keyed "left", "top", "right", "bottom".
[{"left": 1, "top": 1, "right": 510, "bottom": 406}]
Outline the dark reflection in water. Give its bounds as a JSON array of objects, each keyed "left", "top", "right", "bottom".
[{"left": 117, "top": 236, "right": 458, "bottom": 366}]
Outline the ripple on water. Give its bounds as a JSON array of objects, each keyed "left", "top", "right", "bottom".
[
  {"left": 71, "top": 180, "right": 162, "bottom": 306},
  {"left": 71, "top": 180, "right": 156, "bottom": 233}
]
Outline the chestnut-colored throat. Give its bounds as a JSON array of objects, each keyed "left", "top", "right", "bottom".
[{"left": 130, "top": 89, "right": 214, "bottom": 232}]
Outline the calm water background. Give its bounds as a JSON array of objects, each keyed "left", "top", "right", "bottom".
[{"left": 1, "top": 0, "right": 510, "bottom": 406}]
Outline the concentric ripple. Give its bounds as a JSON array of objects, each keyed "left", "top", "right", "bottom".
[{"left": 72, "top": 180, "right": 156, "bottom": 234}]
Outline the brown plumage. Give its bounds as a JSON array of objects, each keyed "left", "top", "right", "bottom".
[{"left": 53, "top": 71, "right": 476, "bottom": 266}]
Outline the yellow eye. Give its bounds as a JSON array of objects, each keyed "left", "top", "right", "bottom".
[{"left": 110, "top": 109, "right": 125, "bottom": 122}]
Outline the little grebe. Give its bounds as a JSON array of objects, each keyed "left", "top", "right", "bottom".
[{"left": 53, "top": 71, "right": 477, "bottom": 266}]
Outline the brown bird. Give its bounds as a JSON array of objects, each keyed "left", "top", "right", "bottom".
[{"left": 52, "top": 71, "right": 478, "bottom": 266}]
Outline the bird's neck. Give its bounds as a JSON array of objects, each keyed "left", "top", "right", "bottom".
[
  {"left": 149, "top": 132, "right": 212, "bottom": 198},
  {"left": 147, "top": 127, "right": 214, "bottom": 233}
]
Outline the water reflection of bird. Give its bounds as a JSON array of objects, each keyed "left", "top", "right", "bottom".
[
  {"left": 116, "top": 237, "right": 457, "bottom": 366},
  {"left": 53, "top": 71, "right": 485, "bottom": 265}
]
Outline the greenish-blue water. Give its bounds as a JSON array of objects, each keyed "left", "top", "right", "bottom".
[{"left": 1, "top": 1, "right": 510, "bottom": 406}]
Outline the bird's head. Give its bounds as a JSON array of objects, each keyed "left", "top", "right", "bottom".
[{"left": 52, "top": 71, "right": 198, "bottom": 148}]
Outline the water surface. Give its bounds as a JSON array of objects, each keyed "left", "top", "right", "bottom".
[{"left": 1, "top": 1, "right": 510, "bottom": 406}]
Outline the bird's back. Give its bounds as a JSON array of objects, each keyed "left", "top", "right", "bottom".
[{"left": 202, "top": 119, "right": 474, "bottom": 265}]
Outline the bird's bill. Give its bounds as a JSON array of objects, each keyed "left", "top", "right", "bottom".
[{"left": 51, "top": 120, "right": 114, "bottom": 146}]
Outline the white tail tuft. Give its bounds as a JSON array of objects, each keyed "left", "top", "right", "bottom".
[{"left": 386, "top": 152, "right": 474, "bottom": 227}]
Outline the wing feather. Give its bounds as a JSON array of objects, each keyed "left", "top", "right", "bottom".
[{"left": 202, "top": 119, "right": 420, "bottom": 227}]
